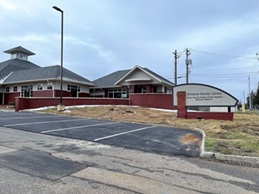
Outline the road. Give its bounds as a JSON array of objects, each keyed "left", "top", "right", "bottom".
[{"left": 0, "top": 126, "right": 258, "bottom": 194}]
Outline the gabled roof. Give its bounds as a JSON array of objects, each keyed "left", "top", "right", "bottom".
[
  {"left": 3, "top": 65, "right": 94, "bottom": 85},
  {"left": 115, "top": 65, "right": 174, "bottom": 86},
  {"left": 142, "top": 67, "right": 174, "bottom": 86},
  {"left": 0, "top": 58, "right": 40, "bottom": 81},
  {"left": 93, "top": 65, "right": 174, "bottom": 88},
  {"left": 4, "top": 46, "right": 35, "bottom": 56},
  {"left": 93, "top": 69, "right": 130, "bottom": 87}
]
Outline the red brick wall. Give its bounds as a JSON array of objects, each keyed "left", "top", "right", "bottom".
[
  {"left": 15, "top": 93, "right": 174, "bottom": 111},
  {"left": 53, "top": 90, "right": 89, "bottom": 97},
  {"left": 15, "top": 97, "right": 130, "bottom": 111},
  {"left": 4, "top": 90, "right": 90, "bottom": 106},
  {"left": 78, "top": 93, "right": 90, "bottom": 97},
  {"left": 33, "top": 90, "right": 54, "bottom": 97},
  {"left": 187, "top": 112, "right": 234, "bottom": 121},
  {"left": 15, "top": 98, "right": 29, "bottom": 111},
  {"left": 130, "top": 93, "right": 173, "bottom": 109},
  {"left": 54, "top": 90, "right": 71, "bottom": 97},
  {"left": 4, "top": 92, "right": 20, "bottom": 104}
]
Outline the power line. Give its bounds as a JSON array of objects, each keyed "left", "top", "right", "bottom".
[
  {"left": 190, "top": 48, "right": 257, "bottom": 60},
  {"left": 165, "top": 71, "right": 259, "bottom": 79}
]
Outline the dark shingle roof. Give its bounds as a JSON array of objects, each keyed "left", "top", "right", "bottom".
[
  {"left": 0, "top": 59, "right": 40, "bottom": 81},
  {"left": 3, "top": 65, "right": 93, "bottom": 85},
  {"left": 93, "top": 70, "right": 130, "bottom": 87},
  {"left": 4, "top": 46, "right": 35, "bottom": 55},
  {"left": 93, "top": 66, "right": 174, "bottom": 87}
]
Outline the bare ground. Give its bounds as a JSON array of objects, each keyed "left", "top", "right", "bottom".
[{"left": 41, "top": 105, "right": 259, "bottom": 157}]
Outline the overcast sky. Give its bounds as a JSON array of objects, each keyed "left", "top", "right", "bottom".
[{"left": 0, "top": 0, "right": 259, "bottom": 101}]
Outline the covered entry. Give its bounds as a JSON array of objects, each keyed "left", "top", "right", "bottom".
[{"left": 68, "top": 84, "right": 80, "bottom": 97}]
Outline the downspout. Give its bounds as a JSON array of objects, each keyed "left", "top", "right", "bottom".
[{"left": 128, "top": 85, "right": 131, "bottom": 106}]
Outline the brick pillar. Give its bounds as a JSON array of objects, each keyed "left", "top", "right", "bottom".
[
  {"left": 177, "top": 91, "right": 187, "bottom": 118},
  {"left": 15, "top": 97, "right": 29, "bottom": 112},
  {"left": 130, "top": 85, "right": 134, "bottom": 93},
  {"left": 146, "top": 85, "right": 152, "bottom": 93}
]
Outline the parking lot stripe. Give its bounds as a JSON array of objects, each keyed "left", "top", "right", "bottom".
[
  {"left": 4, "top": 118, "right": 86, "bottom": 127},
  {"left": 94, "top": 125, "right": 157, "bottom": 142},
  {"left": 0, "top": 116, "right": 55, "bottom": 120},
  {"left": 41, "top": 121, "right": 120, "bottom": 134}
]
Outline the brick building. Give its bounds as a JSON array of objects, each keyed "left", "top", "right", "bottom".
[{"left": 0, "top": 46, "right": 94, "bottom": 105}]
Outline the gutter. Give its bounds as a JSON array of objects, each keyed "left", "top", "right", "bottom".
[{"left": 2, "top": 78, "right": 94, "bottom": 86}]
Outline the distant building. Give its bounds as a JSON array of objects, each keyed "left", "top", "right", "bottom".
[{"left": 0, "top": 46, "right": 94, "bottom": 105}]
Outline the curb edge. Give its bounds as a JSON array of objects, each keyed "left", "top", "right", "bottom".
[{"left": 194, "top": 128, "right": 259, "bottom": 167}]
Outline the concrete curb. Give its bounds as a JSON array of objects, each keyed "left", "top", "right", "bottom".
[{"left": 194, "top": 128, "right": 259, "bottom": 167}]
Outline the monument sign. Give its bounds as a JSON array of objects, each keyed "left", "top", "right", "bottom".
[
  {"left": 173, "top": 84, "right": 238, "bottom": 107},
  {"left": 173, "top": 84, "right": 238, "bottom": 121}
]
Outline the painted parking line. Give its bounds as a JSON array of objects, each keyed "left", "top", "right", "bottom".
[
  {"left": 0, "top": 115, "right": 55, "bottom": 121},
  {"left": 41, "top": 121, "right": 120, "bottom": 134},
  {"left": 4, "top": 118, "right": 86, "bottom": 127},
  {"left": 94, "top": 125, "right": 157, "bottom": 142}
]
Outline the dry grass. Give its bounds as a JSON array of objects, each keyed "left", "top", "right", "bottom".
[{"left": 42, "top": 105, "right": 259, "bottom": 157}]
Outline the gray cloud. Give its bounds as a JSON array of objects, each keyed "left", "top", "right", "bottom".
[{"left": 0, "top": 0, "right": 259, "bottom": 99}]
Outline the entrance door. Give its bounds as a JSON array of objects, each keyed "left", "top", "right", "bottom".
[
  {"left": 70, "top": 85, "right": 78, "bottom": 97},
  {"left": 21, "top": 85, "right": 33, "bottom": 97}
]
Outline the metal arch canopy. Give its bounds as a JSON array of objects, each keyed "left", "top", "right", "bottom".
[{"left": 173, "top": 83, "right": 238, "bottom": 107}]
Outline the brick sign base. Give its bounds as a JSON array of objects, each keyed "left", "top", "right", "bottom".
[{"left": 177, "top": 91, "right": 234, "bottom": 121}]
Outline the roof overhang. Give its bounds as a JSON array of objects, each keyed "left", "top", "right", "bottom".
[
  {"left": 1, "top": 78, "right": 94, "bottom": 86},
  {"left": 125, "top": 78, "right": 152, "bottom": 82},
  {"left": 90, "top": 85, "right": 123, "bottom": 89},
  {"left": 4, "top": 46, "right": 35, "bottom": 56},
  {"left": 115, "top": 65, "right": 174, "bottom": 87}
]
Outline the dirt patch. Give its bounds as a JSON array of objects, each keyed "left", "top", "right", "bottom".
[{"left": 180, "top": 133, "right": 201, "bottom": 145}]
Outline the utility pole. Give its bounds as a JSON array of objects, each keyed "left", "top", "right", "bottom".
[
  {"left": 185, "top": 48, "right": 191, "bottom": 84},
  {"left": 248, "top": 76, "right": 252, "bottom": 111},
  {"left": 242, "top": 90, "right": 245, "bottom": 112},
  {"left": 173, "top": 50, "right": 180, "bottom": 85}
]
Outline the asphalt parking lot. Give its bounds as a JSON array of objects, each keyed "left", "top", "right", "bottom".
[{"left": 0, "top": 111, "right": 202, "bottom": 157}]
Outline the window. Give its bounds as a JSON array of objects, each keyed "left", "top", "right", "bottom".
[
  {"left": 152, "top": 86, "right": 157, "bottom": 93},
  {"left": 37, "top": 84, "right": 43, "bottom": 90},
  {"left": 18, "top": 53, "right": 28, "bottom": 60},
  {"left": 108, "top": 89, "right": 128, "bottom": 98},
  {"left": 21, "top": 85, "right": 33, "bottom": 97},
  {"left": 5, "top": 87, "right": 10, "bottom": 93},
  {"left": 67, "top": 84, "right": 71, "bottom": 91},
  {"left": 47, "top": 83, "right": 53, "bottom": 90},
  {"left": 134, "top": 85, "right": 146, "bottom": 93},
  {"left": 77, "top": 86, "right": 80, "bottom": 92},
  {"left": 11, "top": 53, "right": 17, "bottom": 59},
  {"left": 13, "top": 86, "right": 18, "bottom": 92}
]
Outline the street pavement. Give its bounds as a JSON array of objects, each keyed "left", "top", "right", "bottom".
[{"left": 0, "top": 126, "right": 258, "bottom": 194}]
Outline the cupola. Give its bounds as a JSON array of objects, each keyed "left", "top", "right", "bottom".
[{"left": 4, "top": 46, "right": 35, "bottom": 61}]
